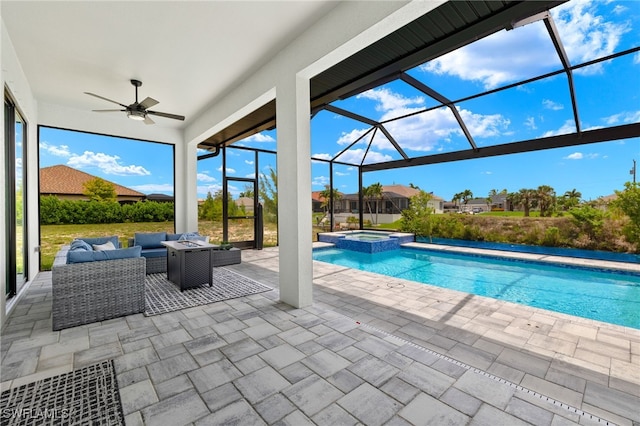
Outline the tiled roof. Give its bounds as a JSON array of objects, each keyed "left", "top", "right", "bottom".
[{"left": 40, "top": 165, "right": 145, "bottom": 197}]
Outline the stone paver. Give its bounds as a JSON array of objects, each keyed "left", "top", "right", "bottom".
[{"left": 1, "top": 247, "right": 638, "bottom": 426}]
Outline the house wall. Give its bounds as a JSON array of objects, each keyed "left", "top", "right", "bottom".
[{"left": 1, "top": 21, "right": 39, "bottom": 329}]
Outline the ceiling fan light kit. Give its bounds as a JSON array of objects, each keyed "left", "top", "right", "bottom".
[
  {"left": 85, "top": 79, "right": 185, "bottom": 125},
  {"left": 127, "top": 110, "right": 146, "bottom": 121}
]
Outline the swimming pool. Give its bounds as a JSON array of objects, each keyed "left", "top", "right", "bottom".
[{"left": 312, "top": 247, "right": 640, "bottom": 329}]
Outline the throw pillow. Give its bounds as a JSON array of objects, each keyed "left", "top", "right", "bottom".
[
  {"left": 93, "top": 241, "right": 116, "bottom": 251},
  {"left": 70, "top": 239, "right": 92, "bottom": 252},
  {"left": 79, "top": 235, "right": 120, "bottom": 249}
]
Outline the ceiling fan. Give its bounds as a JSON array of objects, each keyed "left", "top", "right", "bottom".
[{"left": 84, "top": 79, "right": 185, "bottom": 125}]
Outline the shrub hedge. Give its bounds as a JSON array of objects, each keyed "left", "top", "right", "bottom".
[{"left": 40, "top": 196, "right": 174, "bottom": 224}]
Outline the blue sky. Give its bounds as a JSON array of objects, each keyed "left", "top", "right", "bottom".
[{"left": 40, "top": 0, "right": 639, "bottom": 202}]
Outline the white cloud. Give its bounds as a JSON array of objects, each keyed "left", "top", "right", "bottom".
[
  {"left": 312, "top": 153, "right": 333, "bottom": 161},
  {"left": 612, "top": 4, "right": 627, "bottom": 15},
  {"left": 542, "top": 99, "right": 564, "bottom": 110},
  {"left": 197, "top": 184, "right": 223, "bottom": 196},
  {"left": 67, "top": 151, "right": 150, "bottom": 176},
  {"left": 336, "top": 128, "right": 370, "bottom": 145},
  {"left": 245, "top": 173, "right": 256, "bottom": 179},
  {"left": 604, "top": 111, "right": 640, "bottom": 125},
  {"left": 563, "top": 151, "right": 600, "bottom": 160},
  {"left": 245, "top": 160, "right": 254, "bottom": 165},
  {"left": 197, "top": 173, "right": 216, "bottom": 182},
  {"left": 524, "top": 117, "right": 537, "bottom": 130},
  {"left": 553, "top": 0, "right": 629, "bottom": 74},
  {"left": 130, "top": 183, "right": 174, "bottom": 194},
  {"left": 216, "top": 166, "right": 236, "bottom": 173},
  {"left": 542, "top": 120, "right": 576, "bottom": 137},
  {"left": 634, "top": 52, "right": 640, "bottom": 65},
  {"left": 41, "top": 142, "right": 71, "bottom": 157},
  {"left": 336, "top": 148, "right": 393, "bottom": 165},
  {"left": 240, "top": 133, "right": 275, "bottom": 143},
  {"left": 565, "top": 152, "right": 583, "bottom": 160},
  {"left": 357, "top": 88, "right": 424, "bottom": 112},
  {"left": 351, "top": 88, "right": 511, "bottom": 152},
  {"left": 420, "top": 0, "right": 628, "bottom": 88},
  {"left": 421, "top": 24, "right": 555, "bottom": 89},
  {"left": 335, "top": 171, "right": 349, "bottom": 176},
  {"left": 312, "top": 176, "right": 329, "bottom": 186},
  {"left": 482, "top": 171, "right": 493, "bottom": 175}
]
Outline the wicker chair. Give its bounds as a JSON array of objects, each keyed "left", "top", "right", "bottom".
[{"left": 51, "top": 246, "right": 146, "bottom": 331}]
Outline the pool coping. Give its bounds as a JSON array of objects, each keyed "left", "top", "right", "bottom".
[{"left": 402, "top": 242, "right": 640, "bottom": 274}]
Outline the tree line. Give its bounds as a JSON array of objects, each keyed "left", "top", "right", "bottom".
[
  {"left": 452, "top": 186, "right": 585, "bottom": 216},
  {"left": 402, "top": 182, "right": 640, "bottom": 252}
]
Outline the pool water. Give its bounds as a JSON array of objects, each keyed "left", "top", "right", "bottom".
[{"left": 312, "top": 247, "right": 640, "bottom": 329}]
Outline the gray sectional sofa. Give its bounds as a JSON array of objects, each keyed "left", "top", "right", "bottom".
[{"left": 51, "top": 236, "right": 146, "bottom": 331}]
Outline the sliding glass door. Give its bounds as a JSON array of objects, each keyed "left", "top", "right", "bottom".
[{"left": 5, "top": 93, "right": 27, "bottom": 298}]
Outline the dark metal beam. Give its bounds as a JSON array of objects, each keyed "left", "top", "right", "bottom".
[
  {"left": 544, "top": 15, "right": 581, "bottom": 134},
  {"left": 361, "top": 123, "right": 640, "bottom": 172},
  {"left": 324, "top": 104, "right": 378, "bottom": 126},
  {"left": 378, "top": 125, "right": 409, "bottom": 159},
  {"left": 400, "top": 73, "right": 478, "bottom": 151}
]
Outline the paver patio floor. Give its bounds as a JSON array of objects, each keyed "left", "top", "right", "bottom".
[{"left": 1, "top": 246, "right": 639, "bottom": 425}]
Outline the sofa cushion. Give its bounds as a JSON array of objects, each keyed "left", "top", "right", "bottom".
[
  {"left": 78, "top": 235, "right": 120, "bottom": 249},
  {"left": 134, "top": 232, "right": 167, "bottom": 249},
  {"left": 67, "top": 246, "right": 142, "bottom": 264},
  {"left": 166, "top": 233, "right": 182, "bottom": 241},
  {"left": 140, "top": 248, "right": 167, "bottom": 258},
  {"left": 70, "top": 239, "right": 92, "bottom": 252},
  {"left": 93, "top": 241, "right": 116, "bottom": 251}
]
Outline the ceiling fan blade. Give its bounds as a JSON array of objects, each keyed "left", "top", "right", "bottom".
[
  {"left": 84, "top": 92, "right": 127, "bottom": 107},
  {"left": 138, "top": 97, "right": 159, "bottom": 110},
  {"left": 147, "top": 110, "right": 185, "bottom": 121},
  {"left": 92, "top": 109, "right": 126, "bottom": 112},
  {"left": 144, "top": 115, "right": 155, "bottom": 125}
]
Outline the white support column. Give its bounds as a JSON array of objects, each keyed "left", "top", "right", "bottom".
[
  {"left": 175, "top": 140, "right": 199, "bottom": 233},
  {"left": 276, "top": 73, "right": 313, "bottom": 308}
]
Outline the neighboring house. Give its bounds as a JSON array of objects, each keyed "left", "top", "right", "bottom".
[
  {"left": 311, "top": 191, "right": 326, "bottom": 213},
  {"left": 145, "top": 193, "right": 174, "bottom": 203},
  {"left": 461, "top": 198, "right": 490, "bottom": 213},
  {"left": 40, "top": 165, "right": 145, "bottom": 203},
  {"left": 488, "top": 194, "right": 510, "bottom": 211},
  {"left": 333, "top": 184, "right": 444, "bottom": 224},
  {"left": 594, "top": 194, "right": 617, "bottom": 211},
  {"left": 235, "top": 197, "right": 254, "bottom": 214}
]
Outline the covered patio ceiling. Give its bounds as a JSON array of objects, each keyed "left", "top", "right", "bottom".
[{"left": 200, "top": 0, "right": 640, "bottom": 172}]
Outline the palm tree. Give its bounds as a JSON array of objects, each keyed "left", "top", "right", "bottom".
[
  {"left": 319, "top": 185, "right": 341, "bottom": 218},
  {"left": 536, "top": 185, "right": 555, "bottom": 217},
  {"left": 451, "top": 192, "right": 463, "bottom": 209},
  {"left": 518, "top": 188, "right": 537, "bottom": 217},
  {"left": 363, "top": 182, "right": 383, "bottom": 224},
  {"left": 562, "top": 188, "right": 582, "bottom": 210},
  {"left": 461, "top": 189, "right": 473, "bottom": 206}
]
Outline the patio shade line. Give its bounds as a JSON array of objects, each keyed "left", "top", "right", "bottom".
[{"left": 360, "top": 123, "right": 640, "bottom": 172}]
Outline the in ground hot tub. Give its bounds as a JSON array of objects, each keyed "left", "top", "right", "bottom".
[{"left": 317, "top": 230, "right": 414, "bottom": 253}]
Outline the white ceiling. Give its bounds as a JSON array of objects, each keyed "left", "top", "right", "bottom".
[{"left": 1, "top": 1, "right": 338, "bottom": 129}]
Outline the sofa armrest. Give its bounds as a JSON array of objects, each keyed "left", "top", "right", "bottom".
[{"left": 52, "top": 256, "right": 146, "bottom": 330}]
